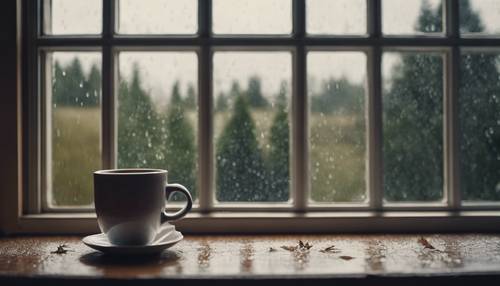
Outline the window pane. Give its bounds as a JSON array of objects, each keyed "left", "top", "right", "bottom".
[
  {"left": 306, "top": 0, "right": 367, "bottom": 35},
  {"left": 117, "top": 0, "right": 197, "bottom": 34},
  {"left": 213, "top": 52, "right": 292, "bottom": 202},
  {"left": 118, "top": 52, "right": 198, "bottom": 200},
  {"left": 460, "top": 51, "right": 500, "bottom": 201},
  {"left": 49, "top": 52, "right": 102, "bottom": 206},
  {"left": 460, "top": 0, "right": 500, "bottom": 35},
  {"left": 213, "top": 0, "right": 292, "bottom": 35},
  {"left": 44, "top": 0, "right": 102, "bottom": 35},
  {"left": 382, "top": 0, "right": 443, "bottom": 35},
  {"left": 308, "top": 52, "right": 367, "bottom": 203},
  {"left": 382, "top": 52, "right": 444, "bottom": 202}
]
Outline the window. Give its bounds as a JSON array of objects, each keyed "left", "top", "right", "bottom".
[{"left": 13, "top": 0, "right": 500, "bottom": 233}]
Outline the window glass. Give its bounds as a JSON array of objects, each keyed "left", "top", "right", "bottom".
[
  {"left": 308, "top": 52, "right": 367, "bottom": 203},
  {"left": 213, "top": 52, "right": 292, "bottom": 202},
  {"left": 382, "top": 52, "right": 444, "bottom": 202},
  {"left": 48, "top": 52, "right": 102, "bottom": 206},
  {"left": 44, "top": 0, "right": 102, "bottom": 35},
  {"left": 382, "top": 0, "right": 444, "bottom": 35},
  {"left": 460, "top": 0, "right": 500, "bottom": 35},
  {"left": 117, "top": 52, "right": 199, "bottom": 200},
  {"left": 307, "top": 0, "right": 367, "bottom": 35},
  {"left": 117, "top": 0, "right": 197, "bottom": 34},
  {"left": 213, "top": 0, "right": 292, "bottom": 35},
  {"left": 459, "top": 51, "right": 500, "bottom": 201}
]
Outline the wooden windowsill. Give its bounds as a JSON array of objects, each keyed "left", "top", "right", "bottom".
[{"left": 1, "top": 234, "right": 500, "bottom": 285}]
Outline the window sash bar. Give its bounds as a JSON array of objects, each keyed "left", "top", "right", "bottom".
[
  {"left": 367, "top": 0, "right": 383, "bottom": 211},
  {"left": 34, "top": 36, "right": 500, "bottom": 47},
  {"left": 102, "top": 0, "right": 116, "bottom": 171},
  {"left": 198, "top": 0, "right": 212, "bottom": 212},
  {"left": 292, "top": 0, "right": 307, "bottom": 211},
  {"left": 445, "top": 0, "right": 462, "bottom": 210}
]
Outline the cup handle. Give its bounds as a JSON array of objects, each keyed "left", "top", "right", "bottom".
[{"left": 161, "top": 183, "right": 193, "bottom": 223}]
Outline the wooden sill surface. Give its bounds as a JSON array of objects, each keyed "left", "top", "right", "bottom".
[{"left": 1, "top": 234, "right": 500, "bottom": 285}]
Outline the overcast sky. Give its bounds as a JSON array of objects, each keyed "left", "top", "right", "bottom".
[{"left": 50, "top": 0, "right": 500, "bottom": 102}]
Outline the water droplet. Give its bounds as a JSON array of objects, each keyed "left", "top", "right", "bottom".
[
  {"left": 62, "top": 71, "right": 66, "bottom": 77},
  {"left": 79, "top": 82, "right": 83, "bottom": 88}
]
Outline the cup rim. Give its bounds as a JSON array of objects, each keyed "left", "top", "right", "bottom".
[{"left": 94, "top": 168, "right": 167, "bottom": 175}]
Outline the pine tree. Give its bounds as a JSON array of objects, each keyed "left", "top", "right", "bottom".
[
  {"left": 163, "top": 81, "right": 197, "bottom": 199},
  {"left": 117, "top": 64, "right": 160, "bottom": 168},
  {"left": 384, "top": 0, "right": 500, "bottom": 201},
  {"left": 215, "top": 92, "right": 229, "bottom": 112},
  {"left": 184, "top": 83, "right": 196, "bottom": 109},
  {"left": 266, "top": 81, "right": 290, "bottom": 201},
  {"left": 216, "top": 95, "right": 266, "bottom": 201},
  {"left": 84, "top": 63, "right": 101, "bottom": 106},
  {"left": 383, "top": 1, "right": 444, "bottom": 201},
  {"left": 246, "top": 76, "right": 268, "bottom": 108},
  {"left": 458, "top": 0, "right": 500, "bottom": 200}
]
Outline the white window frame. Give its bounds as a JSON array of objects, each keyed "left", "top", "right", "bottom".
[{"left": 2, "top": 0, "right": 500, "bottom": 234}]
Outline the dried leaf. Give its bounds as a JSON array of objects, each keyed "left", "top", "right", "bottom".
[
  {"left": 320, "top": 245, "right": 340, "bottom": 253},
  {"left": 51, "top": 244, "right": 71, "bottom": 254},
  {"left": 418, "top": 237, "right": 436, "bottom": 250},
  {"left": 339, "top": 255, "right": 354, "bottom": 261},
  {"left": 299, "top": 240, "right": 313, "bottom": 250}
]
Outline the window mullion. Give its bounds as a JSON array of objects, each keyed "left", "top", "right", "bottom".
[
  {"left": 445, "top": 0, "right": 461, "bottom": 209},
  {"left": 293, "top": 0, "right": 307, "bottom": 212},
  {"left": 367, "top": 0, "right": 383, "bottom": 211},
  {"left": 198, "top": 0, "right": 213, "bottom": 212},
  {"left": 102, "top": 0, "right": 116, "bottom": 170}
]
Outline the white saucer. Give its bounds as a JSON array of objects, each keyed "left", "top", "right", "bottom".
[{"left": 82, "top": 224, "right": 183, "bottom": 255}]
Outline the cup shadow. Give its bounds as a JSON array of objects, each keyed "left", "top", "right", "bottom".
[{"left": 79, "top": 250, "right": 181, "bottom": 268}]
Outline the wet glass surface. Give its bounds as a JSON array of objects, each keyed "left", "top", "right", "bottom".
[
  {"left": 49, "top": 52, "right": 102, "bottom": 206},
  {"left": 307, "top": 52, "right": 367, "bottom": 203}
]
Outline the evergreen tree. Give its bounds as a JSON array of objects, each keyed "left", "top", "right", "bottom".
[
  {"left": 84, "top": 63, "right": 101, "bottom": 106},
  {"left": 215, "top": 92, "right": 229, "bottom": 112},
  {"left": 117, "top": 64, "right": 160, "bottom": 168},
  {"left": 383, "top": 1, "right": 444, "bottom": 201},
  {"left": 310, "top": 77, "right": 365, "bottom": 115},
  {"left": 384, "top": 0, "right": 500, "bottom": 201},
  {"left": 184, "top": 83, "right": 197, "bottom": 109},
  {"left": 216, "top": 95, "right": 266, "bottom": 201},
  {"left": 458, "top": 0, "right": 500, "bottom": 200},
  {"left": 163, "top": 81, "right": 197, "bottom": 199},
  {"left": 52, "top": 59, "right": 100, "bottom": 107},
  {"left": 246, "top": 76, "right": 268, "bottom": 108},
  {"left": 266, "top": 81, "right": 290, "bottom": 201}
]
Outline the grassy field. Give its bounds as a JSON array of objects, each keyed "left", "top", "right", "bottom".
[
  {"left": 51, "top": 107, "right": 101, "bottom": 206},
  {"left": 51, "top": 107, "right": 365, "bottom": 206}
]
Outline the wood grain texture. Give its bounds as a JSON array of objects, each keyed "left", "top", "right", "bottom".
[{"left": 1, "top": 234, "right": 500, "bottom": 285}]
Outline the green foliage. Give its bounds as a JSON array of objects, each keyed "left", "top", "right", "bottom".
[
  {"left": 216, "top": 95, "right": 267, "bottom": 201},
  {"left": 246, "top": 76, "right": 269, "bottom": 108},
  {"left": 310, "top": 77, "right": 365, "bottom": 115},
  {"left": 162, "top": 82, "right": 197, "bottom": 199},
  {"left": 383, "top": 52, "right": 444, "bottom": 201},
  {"left": 266, "top": 81, "right": 290, "bottom": 201},
  {"left": 117, "top": 64, "right": 163, "bottom": 169},
  {"left": 215, "top": 92, "right": 229, "bottom": 112},
  {"left": 53, "top": 58, "right": 100, "bottom": 107},
  {"left": 384, "top": 0, "right": 500, "bottom": 201}
]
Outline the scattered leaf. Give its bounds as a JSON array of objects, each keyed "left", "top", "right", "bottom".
[
  {"left": 299, "top": 240, "right": 313, "bottom": 250},
  {"left": 320, "top": 245, "right": 340, "bottom": 253},
  {"left": 51, "top": 244, "right": 71, "bottom": 254},
  {"left": 269, "top": 247, "right": 277, "bottom": 252},
  {"left": 418, "top": 237, "right": 436, "bottom": 250},
  {"left": 339, "top": 255, "right": 354, "bottom": 261}
]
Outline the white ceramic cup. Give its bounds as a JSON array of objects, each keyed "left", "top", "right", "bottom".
[{"left": 93, "top": 169, "right": 192, "bottom": 246}]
